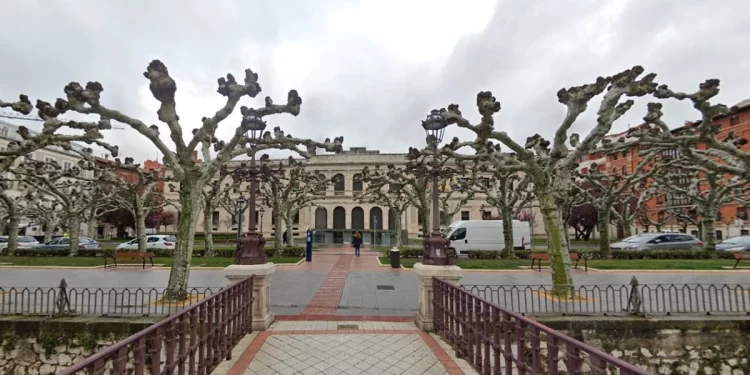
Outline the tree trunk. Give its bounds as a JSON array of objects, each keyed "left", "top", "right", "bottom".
[
  {"left": 702, "top": 215, "right": 717, "bottom": 252},
  {"left": 165, "top": 181, "right": 200, "bottom": 301},
  {"left": 86, "top": 209, "right": 98, "bottom": 239},
  {"left": 44, "top": 223, "right": 54, "bottom": 243},
  {"left": 538, "top": 191, "right": 573, "bottom": 297},
  {"left": 274, "top": 210, "right": 284, "bottom": 255},
  {"left": 394, "top": 211, "right": 403, "bottom": 248},
  {"left": 286, "top": 209, "right": 295, "bottom": 247},
  {"left": 620, "top": 220, "right": 633, "bottom": 238},
  {"left": 203, "top": 209, "right": 215, "bottom": 257},
  {"left": 499, "top": 205, "right": 515, "bottom": 259},
  {"left": 68, "top": 217, "right": 81, "bottom": 256},
  {"left": 597, "top": 208, "right": 612, "bottom": 259},
  {"left": 135, "top": 209, "right": 148, "bottom": 252},
  {"left": 5, "top": 216, "right": 20, "bottom": 256}
]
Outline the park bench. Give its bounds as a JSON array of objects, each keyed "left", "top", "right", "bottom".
[
  {"left": 104, "top": 251, "right": 156, "bottom": 269},
  {"left": 530, "top": 252, "right": 588, "bottom": 272},
  {"left": 733, "top": 252, "right": 750, "bottom": 269}
]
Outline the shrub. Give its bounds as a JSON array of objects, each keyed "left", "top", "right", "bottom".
[
  {"left": 468, "top": 249, "right": 737, "bottom": 260},
  {"left": 383, "top": 247, "right": 457, "bottom": 258}
]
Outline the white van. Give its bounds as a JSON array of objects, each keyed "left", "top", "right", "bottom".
[{"left": 443, "top": 220, "right": 531, "bottom": 256}]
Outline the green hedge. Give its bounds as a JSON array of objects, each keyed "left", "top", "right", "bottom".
[
  {"left": 8, "top": 246, "right": 307, "bottom": 258},
  {"left": 382, "top": 247, "right": 457, "bottom": 258},
  {"left": 465, "top": 249, "right": 737, "bottom": 260}
]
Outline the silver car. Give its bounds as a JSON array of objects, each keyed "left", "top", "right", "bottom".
[
  {"left": 610, "top": 233, "right": 704, "bottom": 251},
  {"left": 0, "top": 236, "right": 40, "bottom": 254}
]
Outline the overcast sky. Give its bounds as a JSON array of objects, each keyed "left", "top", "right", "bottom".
[{"left": 1, "top": 0, "right": 748, "bottom": 163}]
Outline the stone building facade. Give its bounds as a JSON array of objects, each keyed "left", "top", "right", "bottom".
[{"left": 163, "top": 147, "right": 544, "bottom": 245}]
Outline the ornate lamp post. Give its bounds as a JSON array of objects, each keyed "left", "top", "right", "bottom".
[
  {"left": 234, "top": 109, "right": 269, "bottom": 265},
  {"left": 420, "top": 109, "right": 452, "bottom": 265}
]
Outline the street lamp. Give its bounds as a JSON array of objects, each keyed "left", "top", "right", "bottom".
[
  {"left": 235, "top": 109, "right": 268, "bottom": 265},
  {"left": 421, "top": 109, "right": 452, "bottom": 265}
]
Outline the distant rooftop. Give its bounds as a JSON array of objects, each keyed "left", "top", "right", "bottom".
[{"left": 0, "top": 118, "right": 90, "bottom": 155}]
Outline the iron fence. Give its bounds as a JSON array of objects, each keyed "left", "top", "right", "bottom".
[
  {"left": 434, "top": 278, "right": 651, "bottom": 375},
  {"left": 0, "top": 279, "right": 224, "bottom": 316},
  {"left": 461, "top": 277, "right": 750, "bottom": 316},
  {"left": 58, "top": 275, "right": 254, "bottom": 375}
]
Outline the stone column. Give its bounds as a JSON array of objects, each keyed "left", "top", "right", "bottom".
[
  {"left": 414, "top": 262, "right": 463, "bottom": 331},
  {"left": 224, "top": 263, "right": 276, "bottom": 331}
]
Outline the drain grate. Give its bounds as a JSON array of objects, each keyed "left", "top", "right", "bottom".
[
  {"left": 338, "top": 324, "right": 359, "bottom": 330},
  {"left": 376, "top": 285, "right": 395, "bottom": 290}
]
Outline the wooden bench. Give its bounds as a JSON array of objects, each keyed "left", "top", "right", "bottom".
[
  {"left": 530, "top": 252, "right": 587, "bottom": 272},
  {"left": 104, "top": 251, "right": 156, "bottom": 269},
  {"left": 733, "top": 252, "right": 750, "bottom": 269}
]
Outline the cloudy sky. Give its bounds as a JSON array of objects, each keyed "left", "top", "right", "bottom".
[{"left": 1, "top": 0, "right": 748, "bottom": 163}]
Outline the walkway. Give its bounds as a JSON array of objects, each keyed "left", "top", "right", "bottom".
[{"left": 214, "top": 320, "right": 477, "bottom": 375}]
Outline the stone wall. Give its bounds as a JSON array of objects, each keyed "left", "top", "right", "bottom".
[
  {"left": 0, "top": 316, "right": 160, "bottom": 375},
  {"left": 538, "top": 316, "right": 750, "bottom": 375}
]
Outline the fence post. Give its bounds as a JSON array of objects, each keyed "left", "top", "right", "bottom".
[
  {"left": 54, "top": 278, "right": 73, "bottom": 316},
  {"left": 224, "top": 263, "right": 275, "bottom": 331},
  {"left": 414, "top": 263, "right": 463, "bottom": 331},
  {"left": 625, "top": 276, "right": 643, "bottom": 316}
]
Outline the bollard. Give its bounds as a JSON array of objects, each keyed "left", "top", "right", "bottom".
[{"left": 306, "top": 229, "right": 313, "bottom": 262}]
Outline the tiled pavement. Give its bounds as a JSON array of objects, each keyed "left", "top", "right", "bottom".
[
  {"left": 213, "top": 321, "right": 478, "bottom": 375},
  {"left": 301, "top": 255, "right": 353, "bottom": 315}
]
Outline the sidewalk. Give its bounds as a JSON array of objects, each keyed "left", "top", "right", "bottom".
[{"left": 213, "top": 320, "right": 478, "bottom": 375}]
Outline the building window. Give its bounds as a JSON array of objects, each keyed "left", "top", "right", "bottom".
[
  {"left": 622, "top": 150, "right": 628, "bottom": 157},
  {"left": 0, "top": 127, "right": 8, "bottom": 137},
  {"left": 621, "top": 165, "right": 628, "bottom": 175},
  {"left": 212, "top": 211, "right": 220, "bottom": 227},
  {"left": 293, "top": 212, "right": 300, "bottom": 225},
  {"left": 461, "top": 211, "right": 470, "bottom": 220},
  {"left": 730, "top": 116, "right": 740, "bottom": 126},
  {"left": 63, "top": 161, "right": 72, "bottom": 170},
  {"left": 656, "top": 194, "right": 665, "bottom": 204},
  {"left": 611, "top": 167, "right": 617, "bottom": 175},
  {"left": 737, "top": 207, "right": 748, "bottom": 221},
  {"left": 612, "top": 153, "right": 618, "bottom": 161}
]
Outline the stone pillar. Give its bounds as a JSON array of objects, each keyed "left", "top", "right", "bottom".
[
  {"left": 224, "top": 263, "right": 276, "bottom": 331},
  {"left": 414, "top": 262, "right": 463, "bottom": 331}
]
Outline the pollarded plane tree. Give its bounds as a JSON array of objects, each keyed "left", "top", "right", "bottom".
[
  {"left": 357, "top": 171, "right": 412, "bottom": 248},
  {"left": 21, "top": 190, "right": 67, "bottom": 243},
  {"left": 573, "top": 152, "right": 659, "bottom": 258},
  {"left": 15, "top": 155, "right": 118, "bottom": 255},
  {"left": 650, "top": 154, "right": 749, "bottom": 251},
  {"left": 197, "top": 171, "right": 241, "bottom": 257},
  {"left": 440, "top": 67, "right": 659, "bottom": 295},
  {"left": 464, "top": 164, "right": 534, "bottom": 258},
  {"left": 106, "top": 157, "right": 168, "bottom": 252},
  {"left": 280, "top": 162, "right": 332, "bottom": 247},
  {"left": 16, "top": 60, "right": 343, "bottom": 299},
  {"left": 0, "top": 96, "right": 117, "bottom": 253},
  {"left": 437, "top": 177, "right": 475, "bottom": 229}
]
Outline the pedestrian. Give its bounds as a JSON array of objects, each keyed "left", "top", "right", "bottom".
[
  {"left": 351, "top": 231, "right": 362, "bottom": 257},
  {"left": 282, "top": 231, "right": 288, "bottom": 245}
]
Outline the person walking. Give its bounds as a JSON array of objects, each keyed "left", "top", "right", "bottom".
[{"left": 351, "top": 231, "right": 362, "bottom": 257}]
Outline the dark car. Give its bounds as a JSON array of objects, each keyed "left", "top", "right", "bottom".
[
  {"left": 611, "top": 233, "right": 703, "bottom": 251},
  {"left": 36, "top": 237, "right": 102, "bottom": 251},
  {"left": 716, "top": 236, "right": 750, "bottom": 251}
]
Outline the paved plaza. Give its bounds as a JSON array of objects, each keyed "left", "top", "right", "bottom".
[{"left": 212, "top": 320, "right": 476, "bottom": 375}]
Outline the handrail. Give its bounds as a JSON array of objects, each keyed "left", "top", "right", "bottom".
[
  {"left": 434, "top": 278, "right": 651, "bottom": 374},
  {"left": 58, "top": 276, "right": 254, "bottom": 374}
]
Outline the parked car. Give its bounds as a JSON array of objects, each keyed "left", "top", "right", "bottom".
[
  {"left": 116, "top": 235, "right": 177, "bottom": 250},
  {"left": 610, "top": 233, "right": 703, "bottom": 251},
  {"left": 35, "top": 237, "right": 102, "bottom": 251},
  {"left": 0, "top": 236, "right": 41, "bottom": 254},
  {"left": 716, "top": 236, "right": 750, "bottom": 251}
]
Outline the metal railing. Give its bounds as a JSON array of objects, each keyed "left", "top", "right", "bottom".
[
  {"left": 58, "top": 275, "right": 254, "bottom": 374},
  {"left": 461, "top": 277, "right": 750, "bottom": 316},
  {"left": 434, "top": 278, "right": 650, "bottom": 374},
  {"left": 0, "top": 279, "right": 224, "bottom": 316}
]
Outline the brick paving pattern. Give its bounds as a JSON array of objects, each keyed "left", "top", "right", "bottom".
[
  {"left": 216, "top": 321, "right": 477, "bottom": 375},
  {"left": 301, "top": 255, "right": 353, "bottom": 315}
]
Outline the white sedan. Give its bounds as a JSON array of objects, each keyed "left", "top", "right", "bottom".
[
  {"left": 116, "top": 235, "right": 177, "bottom": 250},
  {"left": 0, "top": 236, "right": 40, "bottom": 254}
]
